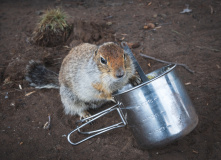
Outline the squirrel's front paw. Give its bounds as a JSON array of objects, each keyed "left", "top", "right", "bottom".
[{"left": 130, "top": 75, "right": 142, "bottom": 86}]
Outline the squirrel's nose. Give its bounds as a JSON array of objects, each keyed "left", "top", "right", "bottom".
[{"left": 116, "top": 68, "right": 125, "bottom": 78}]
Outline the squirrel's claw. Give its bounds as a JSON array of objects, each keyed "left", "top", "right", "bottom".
[
  {"left": 110, "top": 97, "right": 116, "bottom": 103},
  {"left": 79, "top": 110, "right": 92, "bottom": 122},
  {"left": 106, "top": 96, "right": 116, "bottom": 103}
]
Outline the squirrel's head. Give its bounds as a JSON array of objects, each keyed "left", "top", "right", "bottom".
[{"left": 94, "top": 42, "right": 134, "bottom": 81}]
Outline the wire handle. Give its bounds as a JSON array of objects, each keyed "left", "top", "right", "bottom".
[{"left": 67, "top": 102, "right": 127, "bottom": 145}]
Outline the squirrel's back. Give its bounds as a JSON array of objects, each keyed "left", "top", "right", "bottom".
[{"left": 59, "top": 43, "right": 98, "bottom": 87}]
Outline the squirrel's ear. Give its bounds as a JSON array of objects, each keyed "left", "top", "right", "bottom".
[
  {"left": 94, "top": 49, "right": 98, "bottom": 56},
  {"left": 94, "top": 45, "right": 100, "bottom": 56}
]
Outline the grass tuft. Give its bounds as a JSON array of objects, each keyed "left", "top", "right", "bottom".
[
  {"left": 37, "top": 8, "right": 69, "bottom": 32},
  {"left": 32, "top": 8, "right": 72, "bottom": 47}
]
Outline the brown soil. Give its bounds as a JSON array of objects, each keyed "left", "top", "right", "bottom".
[{"left": 0, "top": 0, "right": 221, "bottom": 160}]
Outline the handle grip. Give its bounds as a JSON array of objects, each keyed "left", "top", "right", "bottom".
[
  {"left": 121, "top": 42, "right": 148, "bottom": 82},
  {"left": 67, "top": 102, "right": 127, "bottom": 145}
]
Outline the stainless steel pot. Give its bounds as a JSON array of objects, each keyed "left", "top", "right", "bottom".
[{"left": 67, "top": 64, "right": 198, "bottom": 149}]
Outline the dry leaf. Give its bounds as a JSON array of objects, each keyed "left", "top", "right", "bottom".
[
  {"left": 143, "top": 25, "right": 149, "bottom": 29},
  {"left": 147, "top": 23, "right": 155, "bottom": 29},
  {"left": 143, "top": 23, "right": 155, "bottom": 30},
  {"left": 3, "top": 77, "right": 12, "bottom": 85}
]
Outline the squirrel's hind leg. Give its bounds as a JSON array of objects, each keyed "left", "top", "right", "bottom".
[{"left": 60, "top": 85, "right": 90, "bottom": 119}]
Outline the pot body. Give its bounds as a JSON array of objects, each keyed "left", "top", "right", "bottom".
[{"left": 114, "top": 64, "right": 198, "bottom": 148}]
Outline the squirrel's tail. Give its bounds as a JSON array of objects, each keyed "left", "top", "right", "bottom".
[{"left": 25, "top": 60, "right": 59, "bottom": 89}]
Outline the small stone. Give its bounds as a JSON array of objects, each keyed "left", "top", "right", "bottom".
[
  {"left": 153, "top": 14, "right": 158, "bottom": 18},
  {"left": 106, "top": 22, "right": 112, "bottom": 26},
  {"left": 160, "top": 13, "right": 167, "bottom": 18},
  {"left": 10, "top": 102, "right": 15, "bottom": 107}
]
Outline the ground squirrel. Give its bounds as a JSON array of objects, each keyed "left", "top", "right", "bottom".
[{"left": 26, "top": 42, "right": 139, "bottom": 119}]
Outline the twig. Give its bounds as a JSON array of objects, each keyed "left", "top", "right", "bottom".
[
  {"left": 196, "top": 46, "right": 220, "bottom": 52},
  {"left": 171, "top": 30, "right": 184, "bottom": 36},
  {"left": 140, "top": 53, "right": 195, "bottom": 73},
  {"left": 25, "top": 91, "right": 36, "bottom": 96},
  {"left": 209, "top": 5, "right": 214, "bottom": 14},
  {"left": 43, "top": 114, "right": 51, "bottom": 129}
]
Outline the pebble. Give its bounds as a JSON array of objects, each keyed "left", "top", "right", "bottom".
[
  {"left": 160, "top": 13, "right": 167, "bottom": 18},
  {"left": 153, "top": 14, "right": 158, "bottom": 18},
  {"left": 106, "top": 22, "right": 112, "bottom": 26},
  {"left": 10, "top": 102, "right": 15, "bottom": 107}
]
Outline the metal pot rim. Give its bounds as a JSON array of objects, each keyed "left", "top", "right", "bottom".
[{"left": 113, "top": 64, "right": 177, "bottom": 96}]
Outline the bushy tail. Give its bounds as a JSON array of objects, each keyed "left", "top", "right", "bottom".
[{"left": 25, "top": 60, "right": 59, "bottom": 89}]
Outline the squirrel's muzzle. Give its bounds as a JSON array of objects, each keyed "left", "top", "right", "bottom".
[{"left": 115, "top": 68, "right": 125, "bottom": 78}]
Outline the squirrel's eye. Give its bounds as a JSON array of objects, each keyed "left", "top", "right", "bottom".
[{"left": 100, "top": 57, "right": 107, "bottom": 64}]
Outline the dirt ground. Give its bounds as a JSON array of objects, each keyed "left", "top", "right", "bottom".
[{"left": 0, "top": 0, "right": 221, "bottom": 159}]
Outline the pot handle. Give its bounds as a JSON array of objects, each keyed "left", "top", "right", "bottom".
[
  {"left": 67, "top": 102, "right": 127, "bottom": 145},
  {"left": 121, "top": 41, "right": 148, "bottom": 82}
]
